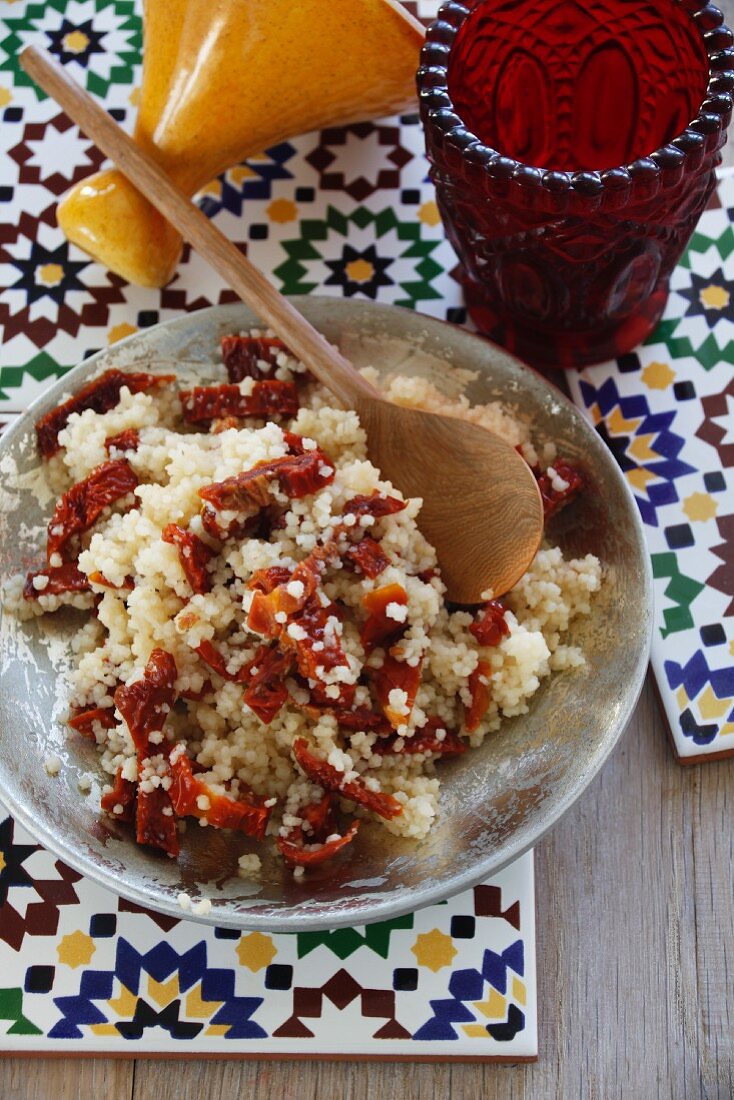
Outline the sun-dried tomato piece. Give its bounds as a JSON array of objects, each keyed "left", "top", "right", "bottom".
[
  {"left": 292, "top": 738, "right": 403, "bottom": 820},
  {"left": 114, "top": 648, "right": 177, "bottom": 754},
  {"left": 329, "top": 706, "right": 393, "bottom": 734},
  {"left": 100, "top": 768, "right": 136, "bottom": 824},
  {"left": 301, "top": 792, "right": 338, "bottom": 838},
  {"left": 105, "top": 428, "right": 140, "bottom": 454},
  {"left": 247, "top": 540, "right": 340, "bottom": 637},
  {"left": 470, "top": 600, "right": 510, "bottom": 647},
  {"left": 36, "top": 370, "right": 174, "bottom": 458},
  {"left": 371, "top": 653, "right": 423, "bottom": 730},
  {"left": 242, "top": 644, "right": 294, "bottom": 723},
  {"left": 23, "top": 562, "right": 90, "bottom": 600},
  {"left": 288, "top": 598, "right": 351, "bottom": 682},
  {"left": 344, "top": 536, "right": 390, "bottom": 579},
  {"left": 373, "top": 716, "right": 467, "bottom": 757},
  {"left": 69, "top": 706, "right": 117, "bottom": 738},
  {"left": 282, "top": 430, "right": 309, "bottom": 455},
  {"left": 88, "top": 571, "right": 134, "bottom": 590},
  {"left": 277, "top": 820, "right": 360, "bottom": 867},
  {"left": 180, "top": 380, "right": 300, "bottom": 426},
  {"left": 221, "top": 335, "right": 291, "bottom": 382},
  {"left": 248, "top": 566, "right": 293, "bottom": 594},
  {"left": 168, "top": 750, "right": 271, "bottom": 839},
  {"left": 161, "top": 523, "right": 215, "bottom": 595},
  {"left": 199, "top": 452, "right": 334, "bottom": 521},
  {"left": 537, "top": 458, "right": 584, "bottom": 520},
  {"left": 343, "top": 491, "right": 407, "bottom": 518},
  {"left": 360, "top": 583, "right": 408, "bottom": 652},
  {"left": 136, "top": 785, "right": 179, "bottom": 857},
  {"left": 465, "top": 659, "right": 492, "bottom": 733},
  {"left": 47, "top": 459, "right": 138, "bottom": 563},
  {"left": 195, "top": 639, "right": 249, "bottom": 684}
]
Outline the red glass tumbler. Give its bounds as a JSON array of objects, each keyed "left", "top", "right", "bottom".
[{"left": 418, "top": 0, "right": 734, "bottom": 368}]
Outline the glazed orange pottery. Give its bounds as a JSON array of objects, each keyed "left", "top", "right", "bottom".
[{"left": 57, "top": 0, "right": 425, "bottom": 287}]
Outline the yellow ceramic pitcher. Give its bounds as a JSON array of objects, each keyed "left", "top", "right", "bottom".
[{"left": 58, "top": 0, "right": 424, "bottom": 287}]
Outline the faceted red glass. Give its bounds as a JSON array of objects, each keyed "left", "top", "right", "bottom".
[{"left": 418, "top": 0, "right": 734, "bottom": 368}]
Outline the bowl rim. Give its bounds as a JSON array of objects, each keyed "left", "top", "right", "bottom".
[{"left": 0, "top": 297, "right": 653, "bottom": 930}]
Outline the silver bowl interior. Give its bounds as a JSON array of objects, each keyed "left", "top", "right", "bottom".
[{"left": 0, "top": 298, "right": 652, "bottom": 930}]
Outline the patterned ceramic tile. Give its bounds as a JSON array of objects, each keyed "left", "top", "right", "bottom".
[
  {"left": 0, "top": 810, "right": 536, "bottom": 1058},
  {"left": 567, "top": 171, "right": 734, "bottom": 762}
]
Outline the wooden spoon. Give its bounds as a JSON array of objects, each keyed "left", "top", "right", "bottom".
[{"left": 20, "top": 45, "right": 543, "bottom": 604}]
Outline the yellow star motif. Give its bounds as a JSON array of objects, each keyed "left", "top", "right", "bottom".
[
  {"left": 682, "top": 492, "right": 718, "bottom": 522},
  {"left": 411, "top": 928, "right": 457, "bottom": 972},
  {"left": 236, "top": 931, "right": 277, "bottom": 971},
  {"left": 345, "top": 258, "right": 374, "bottom": 283},
  {"left": 641, "top": 360, "right": 675, "bottom": 390},
  {"left": 108, "top": 322, "right": 138, "bottom": 344},
  {"left": 697, "top": 685, "right": 731, "bottom": 721},
  {"left": 62, "top": 30, "right": 90, "bottom": 54},
  {"left": 0, "top": 88, "right": 11, "bottom": 108},
  {"left": 418, "top": 200, "right": 440, "bottom": 227},
  {"left": 268, "top": 198, "right": 297, "bottom": 224},
  {"left": 0, "top": 850, "right": 5, "bottom": 873},
  {"left": 699, "top": 284, "right": 730, "bottom": 310},
  {"left": 57, "top": 930, "right": 96, "bottom": 968},
  {"left": 146, "top": 974, "right": 179, "bottom": 1007},
  {"left": 36, "top": 263, "right": 64, "bottom": 287},
  {"left": 228, "top": 165, "right": 257, "bottom": 186}
]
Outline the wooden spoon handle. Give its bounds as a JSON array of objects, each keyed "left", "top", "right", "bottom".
[{"left": 19, "top": 45, "right": 380, "bottom": 409}]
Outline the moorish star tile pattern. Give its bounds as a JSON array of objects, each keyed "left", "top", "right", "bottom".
[
  {"left": 567, "top": 172, "right": 734, "bottom": 762},
  {"left": 0, "top": 812, "right": 537, "bottom": 1058}
]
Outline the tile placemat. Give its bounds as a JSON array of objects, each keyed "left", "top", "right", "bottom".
[
  {"left": 567, "top": 171, "right": 734, "bottom": 764},
  {"left": 0, "top": 808, "right": 536, "bottom": 1060}
]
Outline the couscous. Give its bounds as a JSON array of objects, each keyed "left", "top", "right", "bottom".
[{"left": 6, "top": 332, "right": 601, "bottom": 872}]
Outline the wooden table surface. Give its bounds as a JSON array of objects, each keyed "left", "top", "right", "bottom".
[{"left": 4, "top": 11, "right": 734, "bottom": 1096}]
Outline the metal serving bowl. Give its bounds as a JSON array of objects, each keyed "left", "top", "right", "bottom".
[{"left": 0, "top": 298, "right": 652, "bottom": 931}]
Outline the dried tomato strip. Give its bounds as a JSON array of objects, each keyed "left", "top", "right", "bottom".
[
  {"left": 371, "top": 653, "right": 423, "bottom": 730},
  {"left": 373, "top": 717, "right": 467, "bottom": 757},
  {"left": 277, "top": 820, "right": 360, "bottom": 867},
  {"left": 23, "top": 563, "right": 90, "bottom": 600},
  {"left": 221, "top": 335, "right": 290, "bottom": 382},
  {"left": 100, "top": 768, "right": 136, "bottom": 824},
  {"left": 537, "top": 458, "right": 584, "bottom": 520},
  {"left": 292, "top": 738, "right": 403, "bottom": 820},
  {"left": 180, "top": 381, "right": 299, "bottom": 426},
  {"left": 47, "top": 459, "right": 138, "bottom": 564},
  {"left": 168, "top": 751, "right": 271, "bottom": 839},
  {"left": 344, "top": 536, "right": 390, "bottom": 579},
  {"left": 114, "top": 648, "right": 177, "bottom": 755},
  {"left": 465, "top": 659, "right": 492, "bottom": 733},
  {"left": 69, "top": 706, "right": 117, "bottom": 738},
  {"left": 36, "top": 369, "right": 174, "bottom": 458},
  {"left": 470, "top": 600, "right": 510, "bottom": 647},
  {"left": 105, "top": 428, "right": 140, "bottom": 454},
  {"left": 343, "top": 492, "right": 407, "bottom": 518},
  {"left": 199, "top": 451, "right": 334, "bottom": 514},
  {"left": 161, "top": 524, "right": 215, "bottom": 595},
  {"left": 248, "top": 566, "right": 293, "bottom": 594},
  {"left": 242, "top": 644, "right": 294, "bottom": 724},
  {"left": 195, "top": 640, "right": 249, "bottom": 684},
  {"left": 360, "top": 583, "right": 408, "bottom": 652},
  {"left": 136, "top": 786, "right": 179, "bottom": 856}
]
